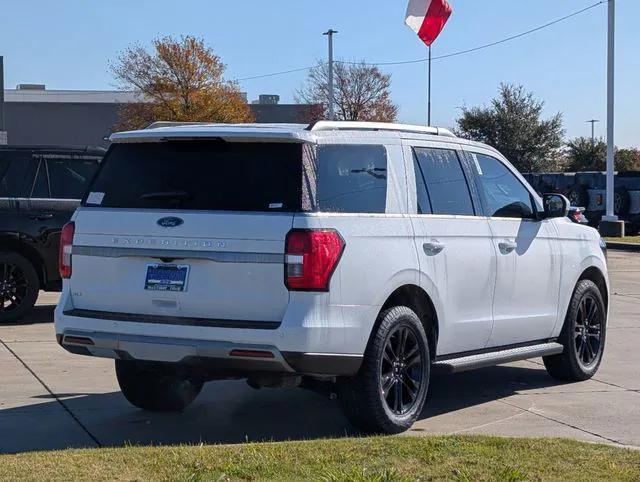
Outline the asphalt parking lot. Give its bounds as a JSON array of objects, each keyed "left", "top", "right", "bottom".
[{"left": 0, "top": 251, "right": 638, "bottom": 454}]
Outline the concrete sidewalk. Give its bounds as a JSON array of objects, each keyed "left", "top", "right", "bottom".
[{"left": 0, "top": 252, "right": 638, "bottom": 453}]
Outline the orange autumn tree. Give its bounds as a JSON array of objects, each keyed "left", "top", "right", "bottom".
[{"left": 111, "top": 35, "right": 253, "bottom": 130}]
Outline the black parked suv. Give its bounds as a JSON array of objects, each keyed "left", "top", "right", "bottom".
[{"left": 0, "top": 146, "right": 104, "bottom": 322}]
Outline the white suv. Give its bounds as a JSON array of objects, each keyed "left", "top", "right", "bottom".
[{"left": 55, "top": 121, "right": 609, "bottom": 434}]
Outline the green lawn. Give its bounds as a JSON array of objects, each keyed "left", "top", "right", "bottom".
[
  {"left": 0, "top": 436, "right": 638, "bottom": 481},
  {"left": 605, "top": 236, "right": 640, "bottom": 244}
]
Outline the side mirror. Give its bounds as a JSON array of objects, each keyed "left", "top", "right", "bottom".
[{"left": 543, "top": 193, "right": 570, "bottom": 219}]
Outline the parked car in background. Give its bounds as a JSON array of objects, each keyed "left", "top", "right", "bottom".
[
  {"left": 0, "top": 146, "right": 104, "bottom": 322},
  {"left": 55, "top": 122, "right": 609, "bottom": 434},
  {"left": 524, "top": 171, "right": 640, "bottom": 234}
]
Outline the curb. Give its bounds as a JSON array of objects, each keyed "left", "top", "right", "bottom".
[{"left": 605, "top": 242, "right": 640, "bottom": 252}]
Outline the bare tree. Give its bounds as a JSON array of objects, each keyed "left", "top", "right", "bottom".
[
  {"left": 110, "top": 35, "right": 253, "bottom": 130},
  {"left": 297, "top": 61, "right": 398, "bottom": 123}
]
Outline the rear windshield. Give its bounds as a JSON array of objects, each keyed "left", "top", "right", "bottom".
[{"left": 86, "top": 141, "right": 304, "bottom": 212}]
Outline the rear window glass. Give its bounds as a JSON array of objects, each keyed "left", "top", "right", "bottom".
[
  {"left": 48, "top": 158, "right": 99, "bottom": 199},
  {"left": 0, "top": 150, "right": 32, "bottom": 197},
  {"left": 87, "top": 141, "right": 303, "bottom": 212},
  {"left": 315, "top": 145, "right": 388, "bottom": 213}
]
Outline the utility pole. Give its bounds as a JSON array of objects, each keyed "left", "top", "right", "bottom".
[
  {"left": 587, "top": 119, "right": 600, "bottom": 145},
  {"left": 323, "top": 29, "right": 338, "bottom": 121},
  {"left": 601, "top": 0, "right": 624, "bottom": 236}
]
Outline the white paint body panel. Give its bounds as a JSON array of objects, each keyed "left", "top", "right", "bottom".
[{"left": 55, "top": 123, "right": 609, "bottom": 368}]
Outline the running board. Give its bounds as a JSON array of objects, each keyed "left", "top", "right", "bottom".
[{"left": 432, "top": 342, "right": 564, "bottom": 375}]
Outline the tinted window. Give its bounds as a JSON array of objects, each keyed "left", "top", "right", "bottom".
[
  {"left": 473, "top": 153, "right": 535, "bottom": 218},
  {"left": 413, "top": 158, "right": 432, "bottom": 214},
  {"left": 0, "top": 151, "right": 32, "bottom": 197},
  {"left": 0, "top": 159, "right": 9, "bottom": 182},
  {"left": 48, "top": 158, "right": 99, "bottom": 199},
  {"left": 316, "top": 145, "right": 387, "bottom": 213},
  {"left": 88, "top": 141, "right": 303, "bottom": 211},
  {"left": 31, "top": 160, "right": 50, "bottom": 198},
  {"left": 413, "top": 148, "right": 474, "bottom": 216}
]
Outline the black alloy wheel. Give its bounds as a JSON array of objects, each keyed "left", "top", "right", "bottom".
[
  {"left": 380, "top": 325, "right": 424, "bottom": 416},
  {"left": 338, "top": 306, "right": 431, "bottom": 434},
  {"left": 0, "top": 252, "right": 40, "bottom": 323},
  {"left": 0, "top": 261, "right": 29, "bottom": 315},
  {"left": 544, "top": 279, "right": 607, "bottom": 381},
  {"left": 574, "top": 293, "right": 604, "bottom": 368}
]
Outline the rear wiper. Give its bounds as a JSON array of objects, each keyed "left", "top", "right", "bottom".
[
  {"left": 139, "top": 191, "right": 192, "bottom": 201},
  {"left": 350, "top": 168, "right": 387, "bottom": 180}
]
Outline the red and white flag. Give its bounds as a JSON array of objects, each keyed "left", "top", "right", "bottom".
[{"left": 405, "top": 0, "right": 453, "bottom": 46}]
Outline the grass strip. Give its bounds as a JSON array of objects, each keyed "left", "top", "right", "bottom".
[{"left": 1, "top": 435, "right": 638, "bottom": 481}]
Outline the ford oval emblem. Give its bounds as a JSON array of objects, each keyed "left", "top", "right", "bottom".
[{"left": 157, "top": 217, "right": 184, "bottom": 228}]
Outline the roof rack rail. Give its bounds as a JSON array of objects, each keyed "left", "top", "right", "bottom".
[
  {"left": 145, "top": 121, "right": 212, "bottom": 130},
  {"left": 308, "top": 121, "right": 456, "bottom": 138}
]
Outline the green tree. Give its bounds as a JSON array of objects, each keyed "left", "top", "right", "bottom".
[
  {"left": 616, "top": 148, "right": 640, "bottom": 171},
  {"left": 456, "top": 83, "right": 564, "bottom": 173},
  {"left": 566, "top": 137, "right": 640, "bottom": 171},
  {"left": 566, "top": 137, "right": 607, "bottom": 171}
]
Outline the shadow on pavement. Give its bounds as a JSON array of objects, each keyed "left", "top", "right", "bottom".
[
  {"left": 1, "top": 305, "right": 57, "bottom": 326},
  {"left": 0, "top": 363, "right": 565, "bottom": 454}
]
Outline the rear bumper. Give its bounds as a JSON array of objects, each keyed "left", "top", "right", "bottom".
[{"left": 57, "top": 329, "right": 363, "bottom": 377}]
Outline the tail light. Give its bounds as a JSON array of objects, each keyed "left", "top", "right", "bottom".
[
  {"left": 59, "top": 222, "right": 75, "bottom": 279},
  {"left": 285, "top": 229, "right": 345, "bottom": 291}
]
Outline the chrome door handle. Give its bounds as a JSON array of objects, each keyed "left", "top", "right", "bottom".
[
  {"left": 498, "top": 240, "right": 518, "bottom": 254},
  {"left": 423, "top": 240, "right": 445, "bottom": 255}
]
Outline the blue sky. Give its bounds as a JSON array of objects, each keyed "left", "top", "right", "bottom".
[{"left": 1, "top": 0, "right": 638, "bottom": 147}]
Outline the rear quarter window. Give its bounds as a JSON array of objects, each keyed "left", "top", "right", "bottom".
[
  {"left": 47, "top": 158, "right": 100, "bottom": 200},
  {"left": 316, "top": 144, "right": 388, "bottom": 213}
]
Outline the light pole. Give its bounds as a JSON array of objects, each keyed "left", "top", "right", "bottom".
[
  {"left": 323, "top": 29, "right": 338, "bottom": 121},
  {"left": 0, "top": 56, "right": 5, "bottom": 132},
  {"left": 604, "top": 0, "right": 617, "bottom": 222},
  {"left": 587, "top": 119, "right": 600, "bottom": 145}
]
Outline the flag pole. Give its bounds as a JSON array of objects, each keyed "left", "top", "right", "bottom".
[{"left": 427, "top": 46, "right": 432, "bottom": 126}]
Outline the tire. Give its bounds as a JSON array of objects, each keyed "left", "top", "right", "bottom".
[
  {"left": 339, "top": 306, "right": 431, "bottom": 434},
  {"left": 543, "top": 280, "right": 606, "bottom": 382},
  {"left": 614, "top": 188, "right": 630, "bottom": 216},
  {"left": 626, "top": 223, "right": 640, "bottom": 236},
  {"left": 0, "top": 252, "right": 40, "bottom": 323},
  {"left": 115, "top": 360, "right": 203, "bottom": 412},
  {"left": 567, "top": 185, "right": 589, "bottom": 208}
]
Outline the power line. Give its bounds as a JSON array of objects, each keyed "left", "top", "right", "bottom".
[
  {"left": 340, "top": 0, "right": 607, "bottom": 66},
  {"left": 234, "top": 66, "right": 314, "bottom": 82},
  {"left": 234, "top": 0, "right": 607, "bottom": 81}
]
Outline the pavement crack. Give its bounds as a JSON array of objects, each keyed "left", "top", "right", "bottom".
[
  {"left": 0, "top": 337, "right": 102, "bottom": 448},
  {"left": 497, "top": 398, "right": 630, "bottom": 447}
]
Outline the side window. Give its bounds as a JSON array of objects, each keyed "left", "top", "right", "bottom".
[
  {"left": 316, "top": 145, "right": 387, "bottom": 213},
  {"left": 47, "top": 158, "right": 100, "bottom": 200},
  {"left": 413, "top": 157, "right": 432, "bottom": 214},
  {"left": 0, "top": 158, "right": 10, "bottom": 197},
  {"left": 413, "top": 147, "right": 475, "bottom": 216},
  {"left": 0, "top": 151, "right": 32, "bottom": 197},
  {"left": 472, "top": 153, "right": 535, "bottom": 219},
  {"left": 31, "top": 160, "right": 50, "bottom": 198}
]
